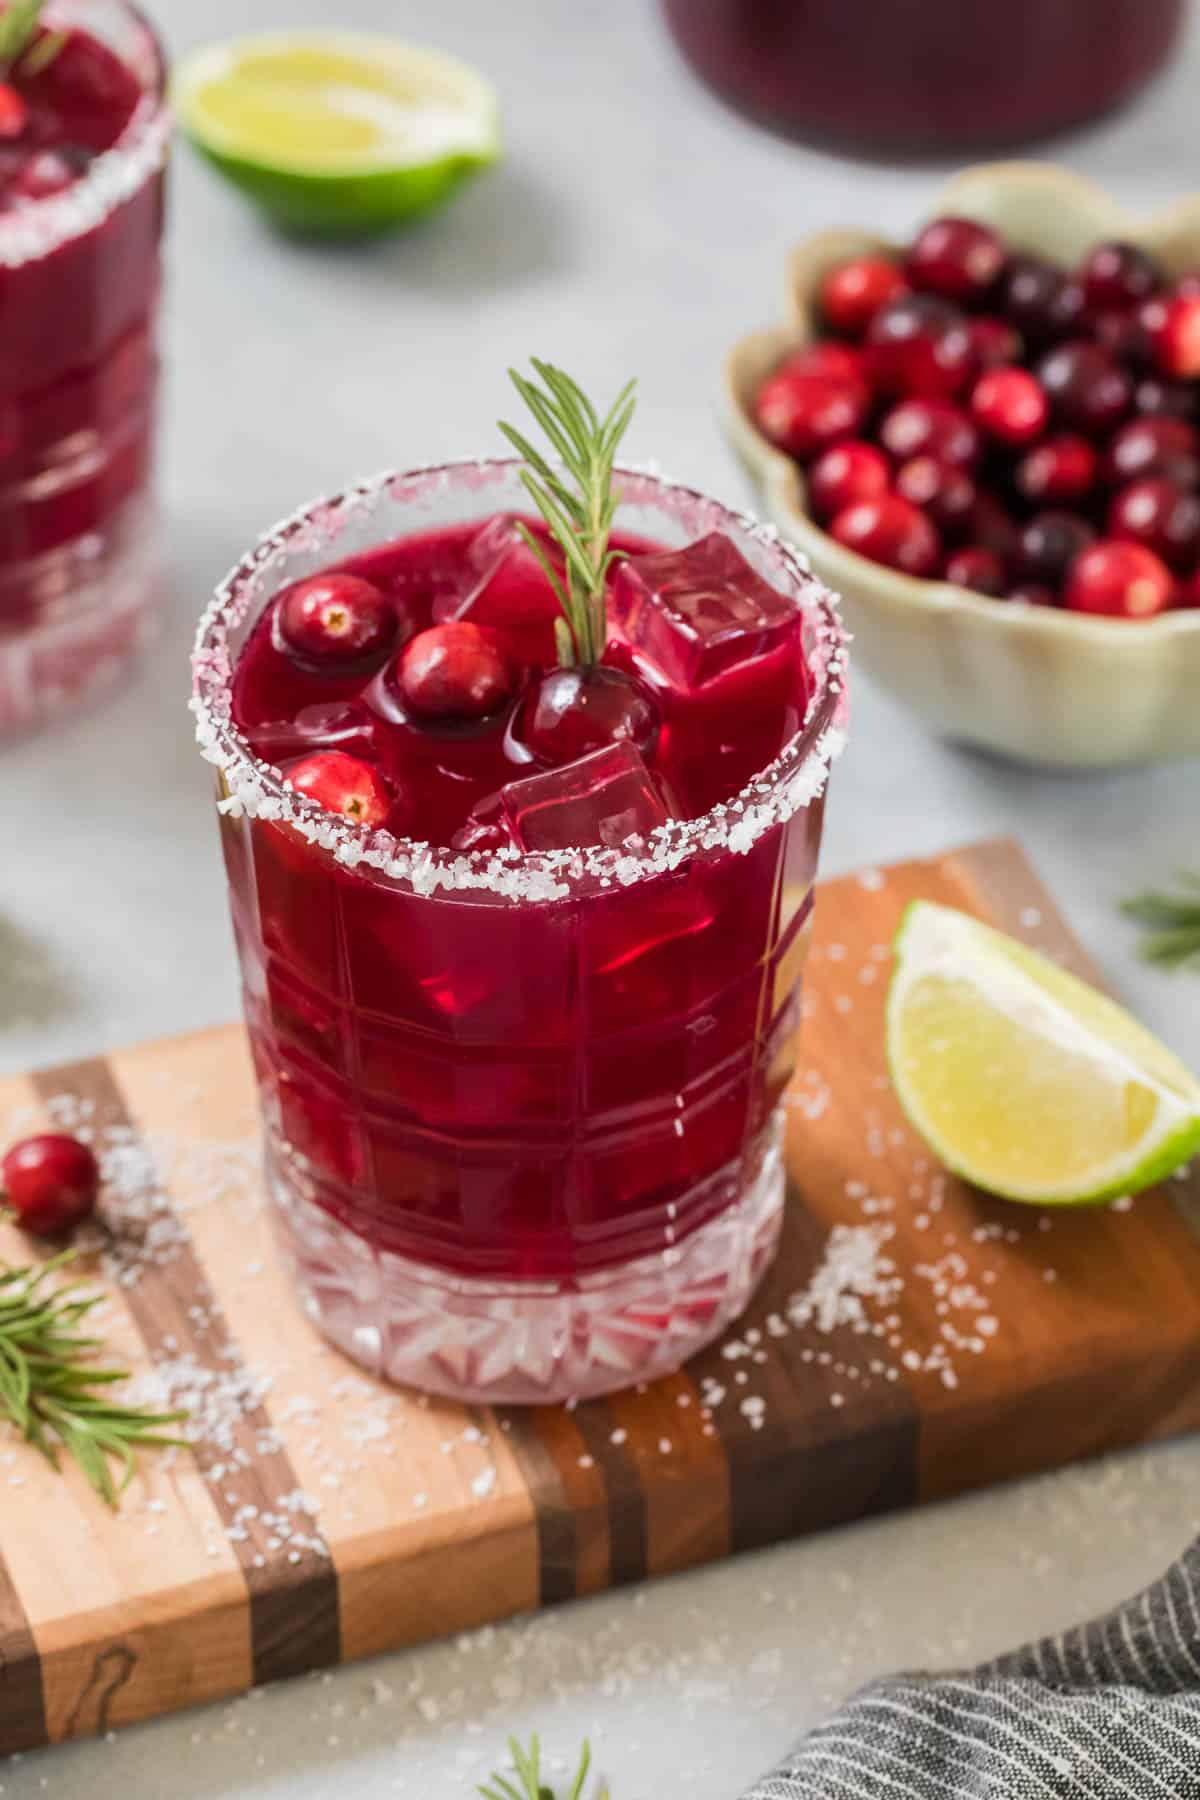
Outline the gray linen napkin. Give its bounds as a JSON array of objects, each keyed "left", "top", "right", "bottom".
[{"left": 745, "top": 1538, "right": 1200, "bottom": 1798}]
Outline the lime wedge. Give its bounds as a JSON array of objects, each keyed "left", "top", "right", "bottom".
[
  {"left": 887, "top": 900, "right": 1200, "bottom": 1206},
  {"left": 174, "top": 33, "right": 500, "bottom": 236}
]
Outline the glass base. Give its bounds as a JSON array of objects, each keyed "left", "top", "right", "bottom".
[
  {"left": 0, "top": 500, "right": 161, "bottom": 740},
  {"left": 268, "top": 1115, "right": 786, "bottom": 1405}
]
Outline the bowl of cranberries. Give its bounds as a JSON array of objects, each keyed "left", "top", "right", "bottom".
[{"left": 724, "top": 163, "right": 1200, "bottom": 768}]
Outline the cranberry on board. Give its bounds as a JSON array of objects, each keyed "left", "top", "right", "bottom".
[
  {"left": 1015, "top": 434, "right": 1097, "bottom": 505},
  {"left": 1018, "top": 511, "right": 1097, "bottom": 587},
  {"left": 894, "top": 456, "right": 976, "bottom": 537},
  {"left": 970, "top": 366, "right": 1048, "bottom": 446},
  {"left": 829, "top": 493, "right": 941, "bottom": 576},
  {"left": 514, "top": 664, "right": 661, "bottom": 767},
  {"left": 1, "top": 1134, "right": 98, "bottom": 1236},
  {"left": 944, "top": 546, "right": 1007, "bottom": 596},
  {"left": 392, "top": 621, "right": 512, "bottom": 723},
  {"left": 1037, "top": 341, "right": 1131, "bottom": 436},
  {"left": 807, "top": 440, "right": 890, "bottom": 518},
  {"left": 877, "top": 397, "right": 981, "bottom": 468},
  {"left": 753, "top": 366, "right": 867, "bottom": 460},
  {"left": 287, "top": 750, "right": 395, "bottom": 828},
  {"left": 275, "top": 573, "right": 401, "bottom": 672},
  {"left": 905, "top": 216, "right": 1007, "bottom": 305},
  {"left": 865, "top": 293, "right": 975, "bottom": 399},
  {"left": 1065, "top": 540, "right": 1174, "bottom": 618},
  {"left": 819, "top": 256, "right": 907, "bottom": 337},
  {"left": 1106, "top": 417, "right": 1200, "bottom": 489},
  {"left": 1140, "top": 290, "right": 1200, "bottom": 379},
  {"left": 1107, "top": 478, "right": 1200, "bottom": 571},
  {"left": 1080, "top": 241, "right": 1163, "bottom": 312}
]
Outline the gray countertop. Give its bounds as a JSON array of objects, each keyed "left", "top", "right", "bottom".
[{"left": 3, "top": 0, "right": 1200, "bottom": 1793}]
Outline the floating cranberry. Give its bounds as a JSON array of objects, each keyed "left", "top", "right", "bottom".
[
  {"left": 829, "top": 494, "right": 941, "bottom": 576},
  {"left": 905, "top": 216, "right": 1007, "bottom": 304},
  {"left": 895, "top": 456, "right": 976, "bottom": 537},
  {"left": 393, "top": 621, "right": 512, "bottom": 723},
  {"left": 819, "top": 256, "right": 907, "bottom": 338},
  {"left": 287, "top": 750, "right": 394, "bottom": 828},
  {"left": 1106, "top": 417, "right": 1200, "bottom": 489},
  {"left": 1132, "top": 376, "right": 1195, "bottom": 422},
  {"left": 970, "top": 366, "right": 1048, "bottom": 446},
  {"left": 877, "top": 398, "right": 980, "bottom": 469},
  {"left": 1018, "top": 511, "right": 1097, "bottom": 587},
  {"left": 1005, "top": 583, "right": 1059, "bottom": 608},
  {"left": 1080, "top": 240, "right": 1163, "bottom": 312},
  {"left": 1001, "top": 256, "right": 1073, "bottom": 344},
  {"left": 275, "top": 574, "right": 401, "bottom": 672},
  {"left": 2, "top": 1135, "right": 98, "bottom": 1237},
  {"left": 1108, "top": 478, "right": 1200, "bottom": 572},
  {"left": 515, "top": 664, "right": 661, "bottom": 767},
  {"left": 1065, "top": 540, "right": 1174, "bottom": 618},
  {"left": 866, "top": 294, "right": 975, "bottom": 399},
  {"left": 1036, "top": 341, "right": 1130, "bottom": 436},
  {"left": 0, "top": 84, "right": 27, "bottom": 142},
  {"left": 1015, "top": 434, "right": 1097, "bottom": 505},
  {"left": 969, "top": 316, "right": 1023, "bottom": 370},
  {"left": 807, "top": 440, "right": 890, "bottom": 518},
  {"left": 1140, "top": 291, "right": 1200, "bottom": 379},
  {"left": 944, "top": 546, "right": 1007, "bottom": 597},
  {"left": 970, "top": 492, "right": 1020, "bottom": 563},
  {"left": 754, "top": 367, "right": 867, "bottom": 461}
]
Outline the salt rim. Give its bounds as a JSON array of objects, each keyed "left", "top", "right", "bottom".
[
  {"left": 0, "top": 3, "right": 170, "bottom": 270},
  {"left": 190, "top": 458, "right": 850, "bottom": 903}
]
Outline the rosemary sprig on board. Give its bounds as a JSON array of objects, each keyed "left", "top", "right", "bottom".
[
  {"left": 480, "top": 1736, "right": 609, "bottom": 1800},
  {"left": 0, "top": 1250, "right": 188, "bottom": 1506},
  {"left": 1121, "top": 873, "right": 1200, "bottom": 971}
]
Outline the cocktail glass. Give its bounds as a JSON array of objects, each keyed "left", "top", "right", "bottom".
[{"left": 193, "top": 460, "right": 848, "bottom": 1405}]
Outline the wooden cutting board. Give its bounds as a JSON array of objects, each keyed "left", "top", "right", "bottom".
[{"left": 3, "top": 836, "right": 1200, "bottom": 1757}]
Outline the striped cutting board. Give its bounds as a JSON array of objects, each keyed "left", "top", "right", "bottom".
[{"left": 2, "top": 836, "right": 1200, "bottom": 1756}]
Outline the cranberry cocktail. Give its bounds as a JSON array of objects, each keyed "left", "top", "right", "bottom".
[
  {"left": 0, "top": 0, "right": 167, "bottom": 737},
  {"left": 194, "top": 370, "right": 846, "bottom": 1403}
]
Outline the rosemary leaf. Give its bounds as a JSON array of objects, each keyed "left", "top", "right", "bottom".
[
  {"left": 480, "top": 1737, "right": 607, "bottom": 1800},
  {"left": 1122, "top": 875, "right": 1200, "bottom": 971}
]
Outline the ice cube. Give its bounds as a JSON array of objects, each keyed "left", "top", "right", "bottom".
[
  {"left": 436, "top": 514, "right": 566, "bottom": 667},
  {"left": 499, "top": 742, "right": 670, "bottom": 852},
  {"left": 611, "top": 531, "right": 800, "bottom": 687},
  {"left": 247, "top": 700, "right": 380, "bottom": 766}
]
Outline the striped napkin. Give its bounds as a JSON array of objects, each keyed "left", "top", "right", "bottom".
[{"left": 745, "top": 1538, "right": 1200, "bottom": 1798}]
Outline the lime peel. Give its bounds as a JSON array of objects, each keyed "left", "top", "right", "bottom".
[{"left": 886, "top": 899, "right": 1200, "bottom": 1207}]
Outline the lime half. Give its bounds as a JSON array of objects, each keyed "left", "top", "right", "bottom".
[
  {"left": 174, "top": 33, "right": 500, "bottom": 236},
  {"left": 887, "top": 900, "right": 1200, "bottom": 1206}
]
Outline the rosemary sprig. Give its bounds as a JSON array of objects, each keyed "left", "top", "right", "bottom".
[
  {"left": 0, "top": 1250, "right": 188, "bottom": 1506},
  {"left": 0, "top": 1, "right": 63, "bottom": 78},
  {"left": 480, "top": 1736, "right": 609, "bottom": 1800},
  {"left": 498, "top": 360, "right": 636, "bottom": 667},
  {"left": 1121, "top": 873, "right": 1200, "bottom": 972}
]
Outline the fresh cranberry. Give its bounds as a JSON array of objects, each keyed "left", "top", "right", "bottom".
[
  {"left": 780, "top": 342, "right": 870, "bottom": 390},
  {"left": 393, "top": 621, "right": 512, "bottom": 722},
  {"left": 9, "top": 149, "right": 83, "bottom": 202},
  {"left": 1001, "top": 256, "right": 1074, "bottom": 343},
  {"left": 1080, "top": 241, "right": 1162, "bottom": 312},
  {"left": 866, "top": 294, "right": 975, "bottom": 399},
  {"left": 877, "top": 398, "right": 980, "bottom": 468},
  {"left": 2, "top": 1135, "right": 98, "bottom": 1236},
  {"left": 970, "top": 493, "right": 1020, "bottom": 563},
  {"left": 944, "top": 546, "right": 1007, "bottom": 596},
  {"left": 1018, "top": 511, "right": 1097, "bottom": 587},
  {"left": 1108, "top": 478, "right": 1200, "bottom": 572},
  {"left": 819, "top": 256, "right": 907, "bottom": 337},
  {"left": 1106, "top": 417, "right": 1200, "bottom": 489},
  {"left": 1036, "top": 341, "right": 1130, "bottom": 436},
  {"left": 1132, "top": 377, "right": 1196, "bottom": 422},
  {"left": 0, "top": 84, "right": 27, "bottom": 142},
  {"left": 1140, "top": 291, "right": 1200, "bottom": 379},
  {"left": 1005, "top": 583, "right": 1060, "bottom": 608},
  {"left": 1092, "top": 310, "right": 1151, "bottom": 364},
  {"left": 829, "top": 494, "right": 941, "bottom": 576},
  {"left": 969, "top": 316, "right": 1023, "bottom": 369},
  {"left": 754, "top": 368, "right": 867, "bottom": 461},
  {"left": 807, "top": 440, "right": 890, "bottom": 518},
  {"left": 894, "top": 456, "right": 975, "bottom": 537},
  {"left": 905, "top": 216, "right": 1007, "bottom": 304},
  {"left": 514, "top": 664, "right": 661, "bottom": 767},
  {"left": 1176, "top": 570, "right": 1200, "bottom": 608},
  {"left": 275, "top": 574, "right": 401, "bottom": 672},
  {"left": 1047, "top": 278, "right": 1088, "bottom": 340},
  {"left": 1065, "top": 540, "right": 1174, "bottom": 618},
  {"left": 1014, "top": 434, "right": 1097, "bottom": 505},
  {"left": 287, "top": 750, "right": 394, "bottom": 827},
  {"left": 970, "top": 367, "right": 1048, "bottom": 446}
]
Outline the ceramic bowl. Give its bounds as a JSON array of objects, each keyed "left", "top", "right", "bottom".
[{"left": 723, "top": 162, "right": 1200, "bottom": 768}]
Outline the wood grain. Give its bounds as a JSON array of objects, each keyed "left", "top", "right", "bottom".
[{"left": 0, "top": 837, "right": 1196, "bottom": 1756}]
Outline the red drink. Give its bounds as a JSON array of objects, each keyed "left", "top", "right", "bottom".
[
  {"left": 194, "top": 462, "right": 847, "bottom": 1403},
  {"left": 0, "top": 1, "right": 167, "bottom": 737}
]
